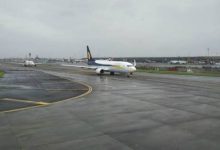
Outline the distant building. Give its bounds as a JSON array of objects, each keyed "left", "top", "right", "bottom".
[{"left": 169, "top": 60, "right": 187, "bottom": 64}]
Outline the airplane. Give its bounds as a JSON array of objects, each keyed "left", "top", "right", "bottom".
[
  {"left": 23, "top": 60, "right": 37, "bottom": 67},
  {"left": 63, "top": 46, "right": 137, "bottom": 76},
  {"left": 9, "top": 60, "right": 38, "bottom": 67}
]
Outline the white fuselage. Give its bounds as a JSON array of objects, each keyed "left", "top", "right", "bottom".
[{"left": 93, "top": 60, "right": 136, "bottom": 74}]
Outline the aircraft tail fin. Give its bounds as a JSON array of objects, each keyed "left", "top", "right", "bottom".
[{"left": 87, "top": 45, "right": 93, "bottom": 61}]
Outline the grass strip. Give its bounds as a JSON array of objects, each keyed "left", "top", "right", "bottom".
[
  {"left": 137, "top": 69, "right": 220, "bottom": 77},
  {"left": 0, "top": 70, "right": 5, "bottom": 78}
]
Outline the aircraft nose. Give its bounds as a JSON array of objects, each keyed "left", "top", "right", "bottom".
[{"left": 130, "top": 67, "right": 136, "bottom": 72}]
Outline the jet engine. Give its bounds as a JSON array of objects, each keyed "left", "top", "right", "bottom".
[{"left": 96, "top": 68, "right": 104, "bottom": 74}]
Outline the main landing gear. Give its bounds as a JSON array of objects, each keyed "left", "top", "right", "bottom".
[{"left": 110, "top": 72, "right": 115, "bottom": 75}]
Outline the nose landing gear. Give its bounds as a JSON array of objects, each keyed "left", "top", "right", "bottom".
[{"left": 126, "top": 72, "right": 134, "bottom": 78}]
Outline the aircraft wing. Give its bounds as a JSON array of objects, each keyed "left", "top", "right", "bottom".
[
  {"left": 8, "top": 62, "right": 24, "bottom": 65},
  {"left": 61, "top": 64, "right": 110, "bottom": 71},
  {"left": 61, "top": 64, "right": 97, "bottom": 69}
]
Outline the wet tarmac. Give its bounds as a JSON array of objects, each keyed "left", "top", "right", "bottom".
[
  {"left": 1, "top": 63, "right": 220, "bottom": 150},
  {"left": 0, "top": 65, "right": 90, "bottom": 112}
]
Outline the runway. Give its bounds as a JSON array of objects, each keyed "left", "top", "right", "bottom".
[{"left": 1, "top": 63, "right": 220, "bottom": 150}]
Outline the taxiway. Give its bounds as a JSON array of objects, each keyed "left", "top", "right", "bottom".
[{"left": 0, "top": 63, "right": 220, "bottom": 150}]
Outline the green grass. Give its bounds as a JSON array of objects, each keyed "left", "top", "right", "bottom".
[
  {"left": 137, "top": 69, "right": 220, "bottom": 77},
  {"left": 0, "top": 70, "right": 4, "bottom": 78}
]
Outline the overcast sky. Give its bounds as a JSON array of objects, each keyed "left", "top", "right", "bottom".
[{"left": 0, "top": 0, "right": 220, "bottom": 58}]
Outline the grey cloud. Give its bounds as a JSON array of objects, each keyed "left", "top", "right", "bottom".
[{"left": 0, "top": 0, "right": 220, "bottom": 58}]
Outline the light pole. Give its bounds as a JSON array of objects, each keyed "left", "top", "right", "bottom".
[{"left": 207, "top": 48, "right": 210, "bottom": 64}]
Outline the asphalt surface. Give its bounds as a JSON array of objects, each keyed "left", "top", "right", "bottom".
[
  {"left": 1, "top": 63, "right": 220, "bottom": 150},
  {"left": 0, "top": 65, "right": 89, "bottom": 112}
]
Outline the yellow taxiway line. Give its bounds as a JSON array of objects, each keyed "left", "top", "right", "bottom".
[
  {"left": 46, "top": 89, "right": 89, "bottom": 91},
  {"left": 0, "top": 105, "right": 47, "bottom": 114},
  {"left": 50, "top": 80, "right": 93, "bottom": 105},
  {"left": 0, "top": 79, "right": 92, "bottom": 114},
  {"left": 1, "top": 98, "right": 50, "bottom": 105}
]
